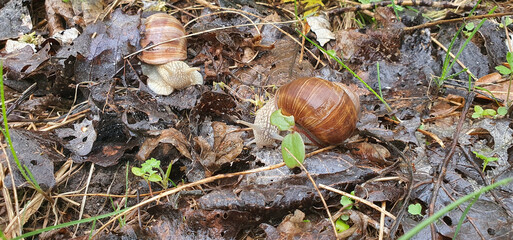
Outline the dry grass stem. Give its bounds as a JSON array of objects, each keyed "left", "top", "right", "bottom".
[{"left": 319, "top": 184, "right": 396, "bottom": 220}]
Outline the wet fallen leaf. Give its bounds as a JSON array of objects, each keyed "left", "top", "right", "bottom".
[
  {"left": 0, "top": 0, "right": 32, "bottom": 40},
  {"left": 192, "top": 122, "right": 243, "bottom": 174},
  {"left": 55, "top": 118, "right": 97, "bottom": 157},
  {"left": 355, "top": 181, "right": 404, "bottom": 202},
  {"left": 45, "top": 0, "right": 76, "bottom": 36},
  {"left": 3, "top": 129, "right": 63, "bottom": 190},
  {"left": 306, "top": 15, "right": 335, "bottom": 46},
  {"left": 347, "top": 142, "right": 391, "bottom": 165},
  {"left": 137, "top": 128, "right": 192, "bottom": 161}
]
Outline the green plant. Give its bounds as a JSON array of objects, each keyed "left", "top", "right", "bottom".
[
  {"left": 335, "top": 191, "right": 356, "bottom": 233},
  {"left": 462, "top": 22, "right": 475, "bottom": 37},
  {"left": 339, "top": 191, "right": 355, "bottom": 222},
  {"left": 398, "top": 177, "right": 512, "bottom": 240},
  {"left": 357, "top": 0, "right": 380, "bottom": 4},
  {"left": 499, "top": 17, "right": 512, "bottom": 28},
  {"left": 495, "top": 52, "right": 513, "bottom": 76},
  {"left": 453, "top": 195, "right": 479, "bottom": 239},
  {"left": 131, "top": 158, "right": 173, "bottom": 188},
  {"left": 471, "top": 105, "right": 507, "bottom": 118},
  {"left": 335, "top": 218, "right": 350, "bottom": 233},
  {"left": 408, "top": 203, "right": 423, "bottom": 216},
  {"left": 340, "top": 195, "right": 354, "bottom": 210},
  {"left": 270, "top": 110, "right": 305, "bottom": 168},
  {"left": 436, "top": 2, "right": 493, "bottom": 88},
  {"left": 472, "top": 151, "right": 498, "bottom": 172},
  {"left": 12, "top": 208, "right": 129, "bottom": 240}
]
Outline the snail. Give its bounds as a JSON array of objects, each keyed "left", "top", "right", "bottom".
[
  {"left": 139, "top": 13, "right": 203, "bottom": 95},
  {"left": 238, "top": 77, "right": 360, "bottom": 148}
]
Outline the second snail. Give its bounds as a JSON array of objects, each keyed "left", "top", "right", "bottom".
[{"left": 139, "top": 13, "right": 203, "bottom": 95}]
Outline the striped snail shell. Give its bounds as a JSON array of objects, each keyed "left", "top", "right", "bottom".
[
  {"left": 139, "top": 13, "right": 187, "bottom": 64},
  {"left": 276, "top": 77, "right": 359, "bottom": 146},
  {"left": 238, "top": 77, "right": 360, "bottom": 147}
]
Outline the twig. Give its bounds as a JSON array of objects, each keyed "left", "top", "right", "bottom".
[
  {"left": 73, "top": 163, "right": 95, "bottom": 237},
  {"left": 319, "top": 184, "right": 396, "bottom": 220},
  {"left": 428, "top": 91, "right": 475, "bottom": 239},
  {"left": 404, "top": 12, "right": 513, "bottom": 32},
  {"left": 379, "top": 201, "right": 386, "bottom": 240},
  {"left": 328, "top": 0, "right": 479, "bottom": 15}
]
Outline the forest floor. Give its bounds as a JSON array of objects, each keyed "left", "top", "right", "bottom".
[{"left": 1, "top": 0, "right": 513, "bottom": 239}]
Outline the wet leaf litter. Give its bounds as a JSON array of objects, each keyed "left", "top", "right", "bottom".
[{"left": 1, "top": 0, "right": 513, "bottom": 239}]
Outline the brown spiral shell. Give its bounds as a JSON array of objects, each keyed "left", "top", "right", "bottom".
[
  {"left": 139, "top": 13, "right": 187, "bottom": 65},
  {"left": 276, "top": 77, "right": 360, "bottom": 146}
]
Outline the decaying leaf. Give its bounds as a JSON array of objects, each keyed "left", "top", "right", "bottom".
[
  {"left": 3, "top": 129, "right": 64, "bottom": 190},
  {"left": 476, "top": 72, "right": 512, "bottom": 103},
  {"left": 137, "top": 128, "right": 192, "bottom": 161},
  {"left": 347, "top": 142, "right": 391, "bottom": 165},
  {"left": 45, "top": 0, "right": 76, "bottom": 36},
  {"left": 55, "top": 118, "right": 97, "bottom": 156},
  {"left": 469, "top": 118, "right": 513, "bottom": 171},
  {"left": 306, "top": 15, "right": 335, "bottom": 46},
  {"left": 355, "top": 181, "right": 404, "bottom": 202},
  {"left": 194, "top": 121, "right": 243, "bottom": 173},
  {"left": 0, "top": 0, "right": 32, "bottom": 40}
]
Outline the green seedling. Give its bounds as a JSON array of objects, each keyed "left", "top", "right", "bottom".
[
  {"left": 408, "top": 203, "right": 423, "bottom": 216},
  {"left": 462, "top": 22, "right": 475, "bottom": 37},
  {"left": 495, "top": 52, "right": 513, "bottom": 76},
  {"left": 339, "top": 191, "right": 356, "bottom": 221},
  {"left": 132, "top": 158, "right": 173, "bottom": 189},
  {"left": 340, "top": 195, "right": 354, "bottom": 210},
  {"left": 499, "top": 17, "right": 512, "bottom": 28},
  {"left": 472, "top": 151, "right": 498, "bottom": 172},
  {"left": 270, "top": 109, "right": 305, "bottom": 168},
  {"left": 335, "top": 218, "right": 350, "bottom": 233},
  {"left": 472, "top": 105, "right": 507, "bottom": 119}
]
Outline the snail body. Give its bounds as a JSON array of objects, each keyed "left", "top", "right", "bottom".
[
  {"left": 139, "top": 13, "right": 203, "bottom": 95},
  {"left": 239, "top": 77, "right": 360, "bottom": 147}
]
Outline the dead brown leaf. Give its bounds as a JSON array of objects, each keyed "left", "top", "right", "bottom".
[
  {"left": 137, "top": 128, "right": 192, "bottom": 161},
  {"left": 193, "top": 122, "right": 243, "bottom": 174}
]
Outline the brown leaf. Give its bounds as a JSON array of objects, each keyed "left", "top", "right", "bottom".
[
  {"left": 430, "top": 94, "right": 464, "bottom": 117},
  {"left": 347, "top": 142, "right": 391, "bottom": 165},
  {"left": 212, "top": 122, "right": 243, "bottom": 165},
  {"left": 137, "top": 128, "right": 192, "bottom": 161},
  {"left": 476, "top": 72, "right": 512, "bottom": 103},
  {"left": 193, "top": 122, "right": 243, "bottom": 173},
  {"left": 45, "top": 0, "right": 76, "bottom": 36}
]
